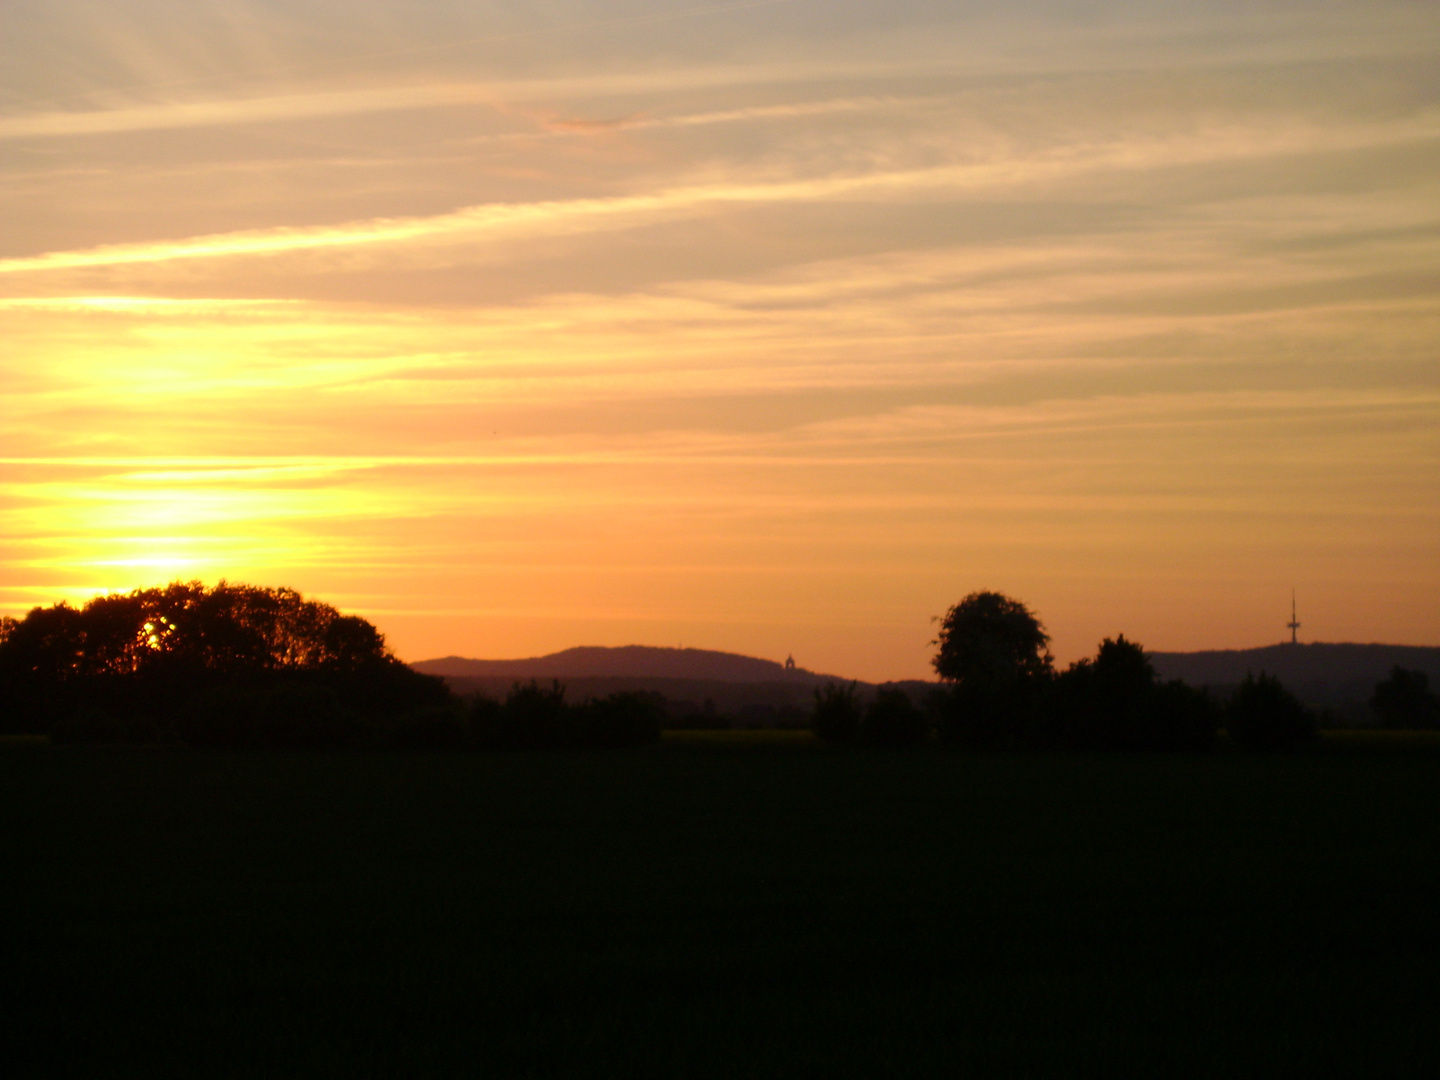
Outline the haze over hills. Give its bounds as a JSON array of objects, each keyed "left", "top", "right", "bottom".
[
  {"left": 413, "top": 646, "right": 867, "bottom": 723},
  {"left": 1147, "top": 643, "right": 1440, "bottom": 689},
  {"left": 413, "top": 642, "right": 1440, "bottom": 721},
  {"left": 1148, "top": 643, "right": 1440, "bottom": 719},
  {"left": 413, "top": 646, "right": 848, "bottom": 685},
  {"left": 415, "top": 642, "right": 1438, "bottom": 687}
]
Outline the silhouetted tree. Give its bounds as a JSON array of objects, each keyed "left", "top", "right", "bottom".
[
  {"left": 861, "top": 685, "right": 928, "bottom": 747},
  {"left": 1370, "top": 667, "right": 1440, "bottom": 730},
  {"left": 1226, "top": 672, "right": 1316, "bottom": 752},
  {"left": 932, "top": 591, "right": 1052, "bottom": 684},
  {"left": 812, "top": 681, "right": 863, "bottom": 743},
  {"left": 1053, "top": 635, "right": 1218, "bottom": 751},
  {"left": 1054, "top": 635, "right": 1153, "bottom": 749},
  {"left": 500, "top": 680, "right": 571, "bottom": 748},
  {"left": 932, "top": 591, "right": 1052, "bottom": 747}
]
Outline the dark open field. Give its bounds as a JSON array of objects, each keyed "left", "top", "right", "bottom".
[{"left": 4, "top": 733, "right": 1438, "bottom": 1078}]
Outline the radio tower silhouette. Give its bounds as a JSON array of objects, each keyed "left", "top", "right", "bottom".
[{"left": 1286, "top": 590, "right": 1300, "bottom": 645}]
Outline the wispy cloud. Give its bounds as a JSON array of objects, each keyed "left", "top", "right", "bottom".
[
  {"left": 3, "top": 1, "right": 1437, "bottom": 669},
  {"left": 0, "top": 59, "right": 916, "bottom": 141},
  {"left": 538, "top": 94, "right": 937, "bottom": 133},
  {"left": 6, "top": 110, "right": 1437, "bottom": 277}
]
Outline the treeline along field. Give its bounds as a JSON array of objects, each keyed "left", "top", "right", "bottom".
[
  {"left": 3, "top": 585, "right": 1435, "bottom": 750},
  {"left": 0, "top": 583, "right": 660, "bottom": 749},
  {"left": 901, "top": 592, "right": 1436, "bottom": 750}
]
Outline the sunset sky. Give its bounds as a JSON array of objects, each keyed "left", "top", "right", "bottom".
[{"left": 2, "top": 0, "right": 1436, "bottom": 679}]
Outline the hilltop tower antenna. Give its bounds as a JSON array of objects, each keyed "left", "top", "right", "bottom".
[{"left": 1287, "top": 590, "right": 1300, "bottom": 645}]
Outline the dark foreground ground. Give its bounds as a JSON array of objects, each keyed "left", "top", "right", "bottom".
[{"left": 3, "top": 733, "right": 1438, "bottom": 1078}]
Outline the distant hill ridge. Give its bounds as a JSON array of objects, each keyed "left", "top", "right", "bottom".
[
  {"left": 1148, "top": 643, "right": 1439, "bottom": 690},
  {"left": 413, "top": 642, "right": 1439, "bottom": 717},
  {"left": 412, "top": 645, "right": 849, "bottom": 685},
  {"left": 1146, "top": 642, "right": 1440, "bottom": 721},
  {"left": 417, "top": 642, "right": 1438, "bottom": 686}
]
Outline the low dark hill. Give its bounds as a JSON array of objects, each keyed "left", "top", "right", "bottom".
[
  {"left": 1150, "top": 643, "right": 1440, "bottom": 720},
  {"left": 413, "top": 645, "right": 849, "bottom": 685},
  {"left": 414, "top": 641, "right": 1439, "bottom": 727},
  {"left": 412, "top": 647, "right": 934, "bottom": 727}
]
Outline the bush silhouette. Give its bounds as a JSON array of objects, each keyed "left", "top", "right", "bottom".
[
  {"left": 468, "top": 682, "right": 660, "bottom": 750},
  {"left": 1053, "top": 636, "right": 1219, "bottom": 752},
  {"left": 1147, "top": 679, "right": 1222, "bottom": 752},
  {"left": 377, "top": 702, "right": 472, "bottom": 751},
  {"left": 1054, "top": 635, "right": 1153, "bottom": 750},
  {"left": 1370, "top": 667, "right": 1440, "bottom": 730},
  {"left": 812, "top": 681, "right": 863, "bottom": 743},
  {"left": 573, "top": 691, "right": 664, "bottom": 748},
  {"left": 1226, "top": 672, "right": 1317, "bottom": 752},
  {"left": 861, "top": 686, "right": 928, "bottom": 746},
  {"left": 931, "top": 677, "right": 1042, "bottom": 749},
  {"left": 179, "top": 679, "right": 363, "bottom": 749},
  {"left": 499, "top": 680, "right": 570, "bottom": 748}
]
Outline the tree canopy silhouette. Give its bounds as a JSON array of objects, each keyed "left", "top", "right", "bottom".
[
  {"left": 861, "top": 685, "right": 928, "bottom": 746},
  {"left": 932, "top": 591, "right": 1052, "bottom": 685},
  {"left": 1370, "top": 666, "right": 1440, "bottom": 730},
  {"left": 0, "top": 581, "right": 447, "bottom": 744},
  {"left": 929, "top": 592, "right": 1052, "bottom": 748},
  {"left": 0, "top": 581, "right": 391, "bottom": 682},
  {"left": 1226, "top": 672, "right": 1317, "bottom": 752},
  {"left": 1053, "top": 635, "right": 1219, "bottom": 751},
  {"left": 812, "top": 681, "right": 863, "bottom": 743}
]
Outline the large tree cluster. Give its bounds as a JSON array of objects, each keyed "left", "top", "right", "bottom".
[{"left": 0, "top": 582, "right": 448, "bottom": 744}]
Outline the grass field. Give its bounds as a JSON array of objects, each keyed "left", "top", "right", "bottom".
[{"left": 3, "top": 736, "right": 1438, "bottom": 1078}]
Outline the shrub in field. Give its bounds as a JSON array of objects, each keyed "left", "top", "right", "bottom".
[
  {"left": 1226, "top": 672, "right": 1317, "bottom": 751},
  {"left": 1370, "top": 667, "right": 1440, "bottom": 730},
  {"left": 1147, "top": 679, "right": 1222, "bottom": 752},
  {"left": 1053, "top": 636, "right": 1219, "bottom": 751},
  {"left": 467, "top": 682, "right": 659, "bottom": 749},
  {"left": 1053, "top": 636, "right": 1152, "bottom": 750},
  {"left": 381, "top": 704, "right": 471, "bottom": 750},
  {"left": 931, "top": 677, "right": 1042, "bottom": 749},
  {"left": 813, "top": 681, "right": 863, "bottom": 743},
  {"left": 573, "top": 691, "right": 664, "bottom": 748},
  {"left": 861, "top": 686, "right": 928, "bottom": 746},
  {"left": 179, "top": 679, "right": 363, "bottom": 749},
  {"left": 480, "top": 680, "right": 571, "bottom": 748},
  {"left": 467, "top": 693, "right": 506, "bottom": 743}
]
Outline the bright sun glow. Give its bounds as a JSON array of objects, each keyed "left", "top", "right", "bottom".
[{"left": 2, "top": 2, "right": 1437, "bottom": 676}]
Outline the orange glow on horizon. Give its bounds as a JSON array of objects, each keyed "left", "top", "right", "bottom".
[{"left": 2, "top": 3, "right": 1437, "bottom": 678}]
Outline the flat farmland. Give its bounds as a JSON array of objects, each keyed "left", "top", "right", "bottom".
[{"left": 3, "top": 735, "right": 1437, "bottom": 1078}]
